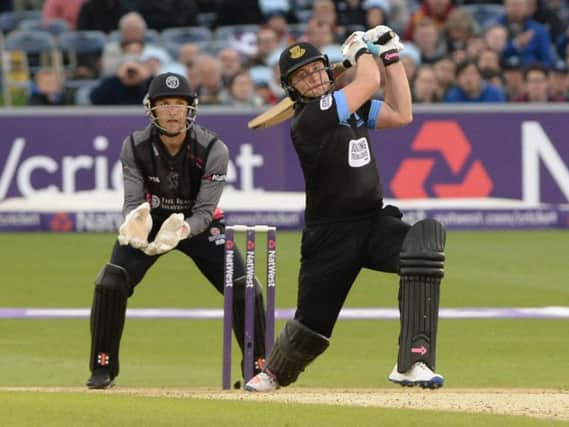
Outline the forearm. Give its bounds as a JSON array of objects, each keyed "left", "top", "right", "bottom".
[
  {"left": 186, "top": 180, "right": 223, "bottom": 236},
  {"left": 382, "top": 61, "right": 412, "bottom": 124}
]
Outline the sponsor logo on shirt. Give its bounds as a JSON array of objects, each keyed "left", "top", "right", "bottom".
[
  {"left": 348, "top": 137, "right": 371, "bottom": 167},
  {"left": 320, "top": 94, "right": 332, "bottom": 111}
]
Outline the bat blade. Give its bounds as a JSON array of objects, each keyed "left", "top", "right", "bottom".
[
  {"left": 247, "top": 63, "right": 349, "bottom": 130},
  {"left": 247, "top": 97, "right": 294, "bottom": 129}
]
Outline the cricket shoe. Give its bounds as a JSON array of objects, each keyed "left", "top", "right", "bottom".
[
  {"left": 388, "top": 362, "right": 444, "bottom": 389},
  {"left": 86, "top": 368, "right": 115, "bottom": 389},
  {"left": 244, "top": 370, "right": 280, "bottom": 392}
]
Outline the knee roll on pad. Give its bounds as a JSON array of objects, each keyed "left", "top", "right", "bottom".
[
  {"left": 90, "top": 263, "right": 130, "bottom": 376},
  {"left": 398, "top": 219, "right": 446, "bottom": 372},
  {"left": 399, "top": 219, "right": 446, "bottom": 277},
  {"left": 266, "top": 319, "right": 330, "bottom": 387},
  {"left": 232, "top": 277, "right": 267, "bottom": 367},
  {"left": 95, "top": 263, "right": 130, "bottom": 295}
]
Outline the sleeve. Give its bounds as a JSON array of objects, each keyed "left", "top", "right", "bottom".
[
  {"left": 120, "top": 136, "right": 146, "bottom": 217},
  {"left": 185, "top": 140, "right": 229, "bottom": 237},
  {"left": 360, "top": 99, "right": 382, "bottom": 129}
]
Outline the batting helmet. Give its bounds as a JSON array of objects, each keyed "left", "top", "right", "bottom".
[
  {"left": 143, "top": 72, "right": 198, "bottom": 134},
  {"left": 278, "top": 42, "right": 334, "bottom": 102}
]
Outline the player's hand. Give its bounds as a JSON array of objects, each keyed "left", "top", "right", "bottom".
[
  {"left": 143, "top": 213, "right": 190, "bottom": 256},
  {"left": 365, "top": 25, "right": 395, "bottom": 44},
  {"left": 341, "top": 31, "right": 370, "bottom": 67},
  {"left": 117, "top": 202, "right": 152, "bottom": 249},
  {"left": 364, "top": 26, "right": 404, "bottom": 66}
]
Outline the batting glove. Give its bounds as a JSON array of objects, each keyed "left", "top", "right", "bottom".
[
  {"left": 365, "top": 25, "right": 395, "bottom": 44},
  {"left": 143, "top": 213, "right": 190, "bottom": 256},
  {"left": 341, "top": 31, "right": 371, "bottom": 67},
  {"left": 364, "top": 26, "right": 404, "bottom": 66},
  {"left": 117, "top": 202, "right": 152, "bottom": 249}
]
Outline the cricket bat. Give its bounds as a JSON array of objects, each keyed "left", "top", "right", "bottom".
[{"left": 247, "top": 30, "right": 396, "bottom": 130}]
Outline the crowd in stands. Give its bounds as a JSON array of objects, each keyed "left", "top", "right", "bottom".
[{"left": 1, "top": 0, "right": 569, "bottom": 107}]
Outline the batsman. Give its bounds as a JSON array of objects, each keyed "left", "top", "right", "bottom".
[
  {"left": 86, "top": 72, "right": 267, "bottom": 389},
  {"left": 245, "top": 26, "right": 447, "bottom": 392}
]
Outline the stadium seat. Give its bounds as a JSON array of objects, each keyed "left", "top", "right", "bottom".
[
  {"left": 161, "top": 26, "right": 213, "bottom": 45},
  {"left": 214, "top": 24, "right": 261, "bottom": 41},
  {"left": 58, "top": 31, "right": 107, "bottom": 78},
  {"left": 4, "top": 30, "right": 59, "bottom": 72},
  {"left": 0, "top": 10, "right": 41, "bottom": 34},
  {"left": 18, "top": 18, "right": 71, "bottom": 37}
]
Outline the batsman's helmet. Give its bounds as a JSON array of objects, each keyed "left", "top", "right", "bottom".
[
  {"left": 143, "top": 72, "right": 198, "bottom": 134},
  {"left": 279, "top": 42, "right": 334, "bottom": 102}
]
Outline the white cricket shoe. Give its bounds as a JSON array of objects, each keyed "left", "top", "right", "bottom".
[
  {"left": 388, "top": 362, "right": 444, "bottom": 389},
  {"left": 244, "top": 370, "right": 280, "bottom": 392}
]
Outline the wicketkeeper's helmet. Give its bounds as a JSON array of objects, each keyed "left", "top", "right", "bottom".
[
  {"left": 143, "top": 72, "right": 198, "bottom": 134},
  {"left": 278, "top": 42, "right": 334, "bottom": 102}
]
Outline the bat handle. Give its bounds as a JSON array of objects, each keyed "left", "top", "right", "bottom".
[{"left": 342, "top": 31, "right": 395, "bottom": 70}]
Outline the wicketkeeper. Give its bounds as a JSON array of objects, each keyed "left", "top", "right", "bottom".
[
  {"left": 245, "top": 26, "right": 447, "bottom": 392},
  {"left": 86, "top": 72, "right": 267, "bottom": 389}
]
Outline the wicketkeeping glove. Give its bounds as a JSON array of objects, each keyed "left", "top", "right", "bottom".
[
  {"left": 143, "top": 213, "right": 191, "bottom": 256},
  {"left": 117, "top": 202, "right": 152, "bottom": 249},
  {"left": 341, "top": 31, "right": 371, "bottom": 67},
  {"left": 364, "top": 26, "right": 404, "bottom": 66}
]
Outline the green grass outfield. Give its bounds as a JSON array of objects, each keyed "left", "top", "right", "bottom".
[{"left": 0, "top": 231, "right": 568, "bottom": 426}]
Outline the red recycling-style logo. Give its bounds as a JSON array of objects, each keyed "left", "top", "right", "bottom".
[{"left": 390, "top": 121, "right": 493, "bottom": 198}]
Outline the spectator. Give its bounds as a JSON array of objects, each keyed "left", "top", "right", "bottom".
[
  {"left": 248, "top": 27, "right": 280, "bottom": 67},
  {"left": 464, "top": 33, "right": 486, "bottom": 60},
  {"left": 412, "top": 16, "right": 447, "bottom": 64},
  {"left": 400, "top": 43, "right": 422, "bottom": 81},
  {"left": 101, "top": 11, "right": 148, "bottom": 76},
  {"left": 501, "top": 55, "right": 526, "bottom": 99},
  {"left": 412, "top": 65, "right": 441, "bottom": 102},
  {"left": 337, "top": 0, "right": 367, "bottom": 27},
  {"left": 513, "top": 62, "right": 566, "bottom": 101},
  {"left": 90, "top": 58, "right": 151, "bottom": 104},
  {"left": 499, "top": 0, "right": 553, "bottom": 67},
  {"left": 213, "top": 0, "right": 263, "bottom": 27},
  {"left": 221, "top": 70, "right": 264, "bottom": 106},
  {"left": 311, "top": 0, "right": 344, "bottom": 42},
  {"left": 386, "top": 0, "right": 411, "bottom": 35},
  {"left": 548, "top": 59, "right": 569, "bottom": 100},
  {"left": 132, "top": 0, "right": 198, "bottom": 32},
  {"left": 404, "top": 0, "right": 454, "bottom": 41},
  {"left": 42, "top": 0, "right": 85, "bottom": 30},
  {"left": 443, "top": 59, "right": 506, "bottom": 102},
  {"left": 527, "top": 0, "right": 564, "bottom": 42},
  {"left": 194, "top": 54, "right": 226, "bottom": 105},
  {"left": 484, "top": 24, "right": 508, "bottom": 53},
  {"left": 1, "top": 0, "right": 13, "bottom": 12},
  {"left": 362, "top": 0, "right": 390, "bottom": 29},
  {"left": 477, "top": 48, "right": 501, "bottom": 75},
  {"left": 443, "top": 8, "right": 476, "bottom": 55},
  {"left": 77, "top": 0, "right": 131, "bottom": 34},
  {"left": 433, "top": 56, "right": 456, "bottom": 99},
  {"left": 218, "top": 47, "right": 243, "bottom": 86},
  {"left": 140, "top": 45, "right": 175, "bottom": 76},
  {"left": 27, "top": 68, "right": 73, "bottom": 105},
  {"left": 264, "top": 11, "right": 296, "bottom": 46},
  {"left": 178, "top": 43, "right": 202, "bottom": 89}
]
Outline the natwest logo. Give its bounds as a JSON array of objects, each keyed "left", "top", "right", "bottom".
[{"left": 390, "top": 121, "right": 493, "bottom": 198}]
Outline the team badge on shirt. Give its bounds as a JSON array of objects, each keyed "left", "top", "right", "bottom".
[
  {"left": 320, "top": 94, "right": 332, "bottom": 110},
  {"left": 348, "top": 137, "right": 371, "bottom": 167}
]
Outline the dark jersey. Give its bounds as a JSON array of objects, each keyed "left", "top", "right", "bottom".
[
  {"left": 291, "top": 90, "right": 384, "bottom": 224},
  {"left": 120, "top": 124, "right": 229, "bottom": 236}
]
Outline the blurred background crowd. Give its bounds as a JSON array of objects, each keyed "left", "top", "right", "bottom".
[{"left": 0, "top": 0, "right": 568, "bottom": 107}]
